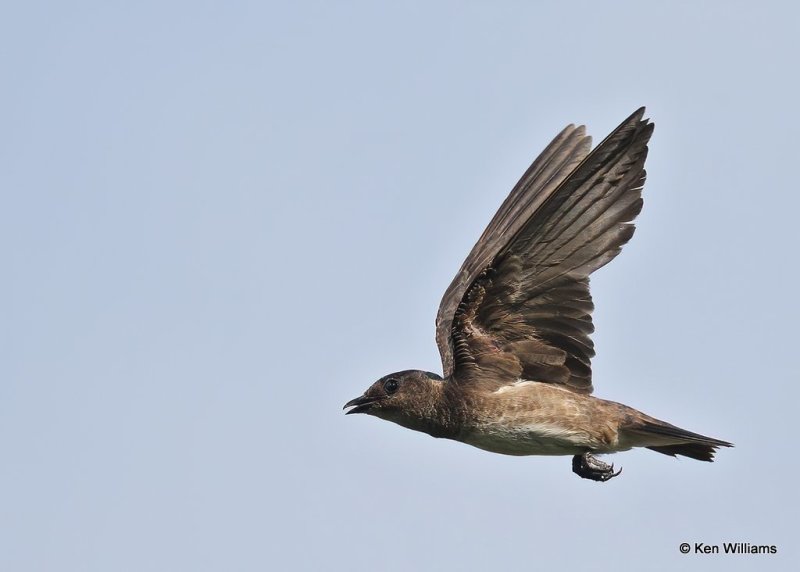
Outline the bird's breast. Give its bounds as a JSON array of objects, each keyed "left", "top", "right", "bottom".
[{"left": 455, "top": 380, "right": 612, "bottom": 456}]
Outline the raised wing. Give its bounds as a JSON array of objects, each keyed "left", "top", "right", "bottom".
[{"left": 435, "top": 108, "right": 653, "bottom": 393}]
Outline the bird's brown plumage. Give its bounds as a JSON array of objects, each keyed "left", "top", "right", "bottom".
[
  {"left": 345, "top": 108, "right": 732, "bottom": 478},
  {"left": 439, "top": 108, "right": 652, "bottom": 393}
]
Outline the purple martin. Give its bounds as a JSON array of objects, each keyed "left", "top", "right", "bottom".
[{"left": 345, "top": 108, "right": 732, "bottom": 481}]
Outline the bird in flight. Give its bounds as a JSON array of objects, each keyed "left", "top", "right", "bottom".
[{"left": 344, "top": 108, "right": 731, "bottom": 481}]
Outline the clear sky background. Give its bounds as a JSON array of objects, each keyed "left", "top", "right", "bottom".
[{"left": 2, "top": 1, "right": 798, "bottom": 571}]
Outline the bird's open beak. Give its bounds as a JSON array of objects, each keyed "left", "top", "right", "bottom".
[{"left": 343, "top": 395, "right": 379, "bottom": 415}]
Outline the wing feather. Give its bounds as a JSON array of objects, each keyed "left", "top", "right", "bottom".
[
  {"left": 437, "top": 108, "right": 653, "bottom": 393},
  {"left": 435, "top": 124, "right": 592, "bottom": 376}
]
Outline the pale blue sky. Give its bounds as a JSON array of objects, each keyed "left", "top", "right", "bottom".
[{"left": 2, "top": 1, "right": 798, "bottom": 571}]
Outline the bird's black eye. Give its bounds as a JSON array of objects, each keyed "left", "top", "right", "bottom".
[{"left": 384, "top": 378, "right": 399, "bottom": 395}]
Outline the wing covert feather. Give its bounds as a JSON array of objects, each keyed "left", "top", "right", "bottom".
[{"left": 435, "top": 124, "right": 592, "bottom": 377}]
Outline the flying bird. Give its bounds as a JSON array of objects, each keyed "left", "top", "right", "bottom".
[{"left": 344, "top": 108, "right": 732, "bottom": 481}]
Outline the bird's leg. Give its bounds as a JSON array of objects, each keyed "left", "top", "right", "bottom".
[{"left": 572, "top": 453, "right": 622, "bottom": 482}]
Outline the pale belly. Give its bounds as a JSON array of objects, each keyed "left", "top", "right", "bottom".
[
  {"left": 460, "top": 421, "right": 595, "bottom": 456},
  {"left": 452, "top": 380, "right": 628, "bottom": 456}
]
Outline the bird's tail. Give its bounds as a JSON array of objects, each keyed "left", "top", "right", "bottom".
[{"left": 625, "top": 419, "right": 733, "bottom": 462}]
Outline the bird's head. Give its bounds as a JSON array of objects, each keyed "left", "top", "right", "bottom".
[{"left": 343, "top": 370, "right": 445, "bottom": 434}]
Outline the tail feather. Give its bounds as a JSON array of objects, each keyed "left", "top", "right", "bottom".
[
  {"left": 647, "top": 443, "right": 721, "bottom": 461},
  {"left": 629, "top": 420, "right": 733, "bottom": 462}
]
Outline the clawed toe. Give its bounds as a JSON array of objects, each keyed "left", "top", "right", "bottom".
[{"left": 572, "top": 453, "right": 622, "bottom": 482}]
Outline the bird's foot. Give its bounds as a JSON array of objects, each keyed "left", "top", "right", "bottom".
[{"left": 572, "top": 453, "right": 622, "bottom": 482}]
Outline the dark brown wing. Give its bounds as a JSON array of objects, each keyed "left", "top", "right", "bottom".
[
  {"left": 436, "top": 108, "right": 653, "bottom": 393},
  {"left": 435, "top": 123, "right": 592, "bottom": 377}
]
